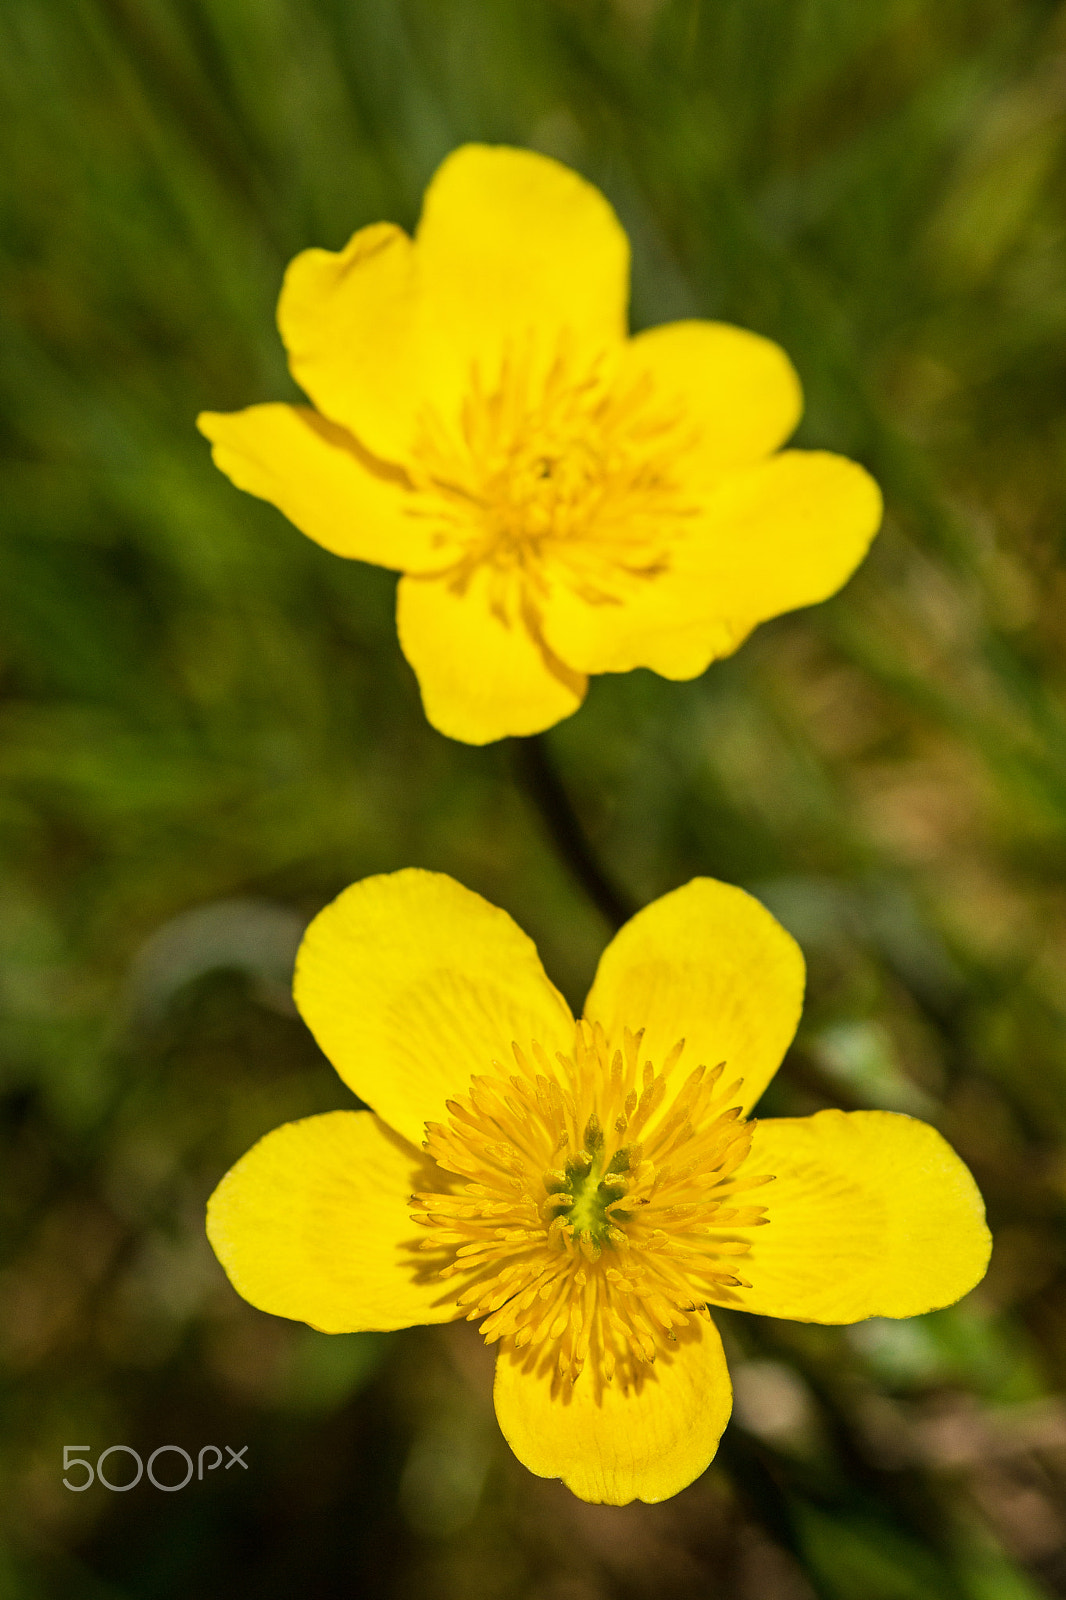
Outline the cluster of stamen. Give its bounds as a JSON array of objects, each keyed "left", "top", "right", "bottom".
[
  {"left": 406, "top": 341, "right": 698, "bottom": 626},
  {"left": 410, "top": 1022, "right": 773, "bottom": 1392}
]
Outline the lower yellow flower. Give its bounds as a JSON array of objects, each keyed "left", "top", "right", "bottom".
[
  {"left": 206, "top": 871, "right": 990, "bottom": 1504},
  {"left": 197, "top": 144, "right": 883, "bottom": 744}
]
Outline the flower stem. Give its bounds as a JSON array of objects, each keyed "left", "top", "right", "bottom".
[{"left": 511, "top": 735, "right": 636, "bottom": 931}]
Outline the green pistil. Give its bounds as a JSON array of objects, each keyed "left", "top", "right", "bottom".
[{"left": 546, "top": 1118, "right": 635, "bottom": 1247}]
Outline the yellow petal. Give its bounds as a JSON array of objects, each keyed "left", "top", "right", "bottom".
[
  {"left": 414, "top": 144, "right": 630, "bottom": 419},
  {"left": 686, "top": 449, "right": 883, "bottom": 628},
  {"left": 721, "top": 1110, "right": 991, "bottom": 1322},
  {"left": 619, "top": 319, "right": 803, "bottom": 483},
  {"left": 583, "top": 878, "right": 804, "bottom": 1114},
  {"left": 293, "top": 869, "right": 576, "bottom": 1146},
  {"left": 197, "top": 404, "right": 437, "bottom": 571},
  {"left": 277, "top": 222, "right": 421, "bottom": 463},
  {"left": 206, "top": 1111, "right": 459, "bottom": 1332},
  {"left": 541, "top": 577, "right": 748, "bottom": 681},
  {"left": 541, "top": 449, "right": 882, "bottom": 679},
  {"left": 493, "top": 1316, "right": 732, "bottom": 1504},
  {"left": 277, "top": 150, "right": 629, "bottom": 462},
  {"left": 396, "top": 572, "right": 586, "bottom": 744}
]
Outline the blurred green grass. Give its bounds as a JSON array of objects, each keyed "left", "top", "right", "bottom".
[{"left": 4, "top": 0, "right": 1066, "bottom": 1596}]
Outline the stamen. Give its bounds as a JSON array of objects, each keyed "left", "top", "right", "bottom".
[
  {"left": 404, "top": 339, "right": 700, "bottom": 629},
  {"left": 411, "top": 1020, "right": 771, "bottom": 1391}
]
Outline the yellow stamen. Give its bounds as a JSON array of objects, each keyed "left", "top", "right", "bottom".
[
  {"left": 404, "top": 341, "right": 699, "bottom": 626},
  {"left": 410, "top": 1020, "right": 772, "bottom": 1391}
]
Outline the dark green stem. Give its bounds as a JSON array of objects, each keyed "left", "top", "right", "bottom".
[{"left": 510, "top": 735, "right": 635, "bottom": 932}]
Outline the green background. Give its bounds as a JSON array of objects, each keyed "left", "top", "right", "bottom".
[{"left": 4, "top": 0, "right": 1066, "bottom": 1595}]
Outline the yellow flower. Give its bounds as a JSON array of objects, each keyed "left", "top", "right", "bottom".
[
  {"left": 198, "top": 146, "right": 883, "bottom": 745},
  {"left": 207, "top": 870, "right": 990, "bottom": 1505}
]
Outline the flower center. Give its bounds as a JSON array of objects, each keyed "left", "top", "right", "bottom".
[
  {"left": 410, "top": 1021, "right": 773, "bottom": 1392},
  {"left": 405, "top": 341, "right": 698, "bottom": 621}
]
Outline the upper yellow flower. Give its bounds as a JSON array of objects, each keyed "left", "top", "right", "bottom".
[
  {"left": 206, "top": 870, "right": 990, "bottom": 1504},
  {"left": 198, "top": 145, "right": 883, "bottom": 744}
]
